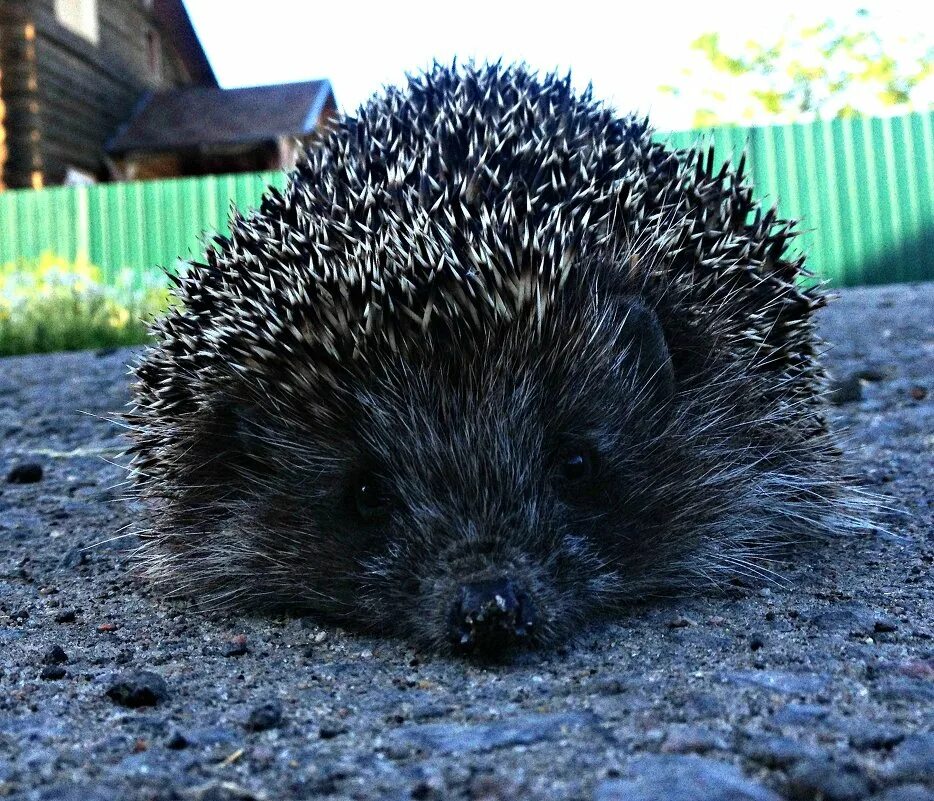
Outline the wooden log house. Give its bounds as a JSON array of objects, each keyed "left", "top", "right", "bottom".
[{"left": 0, "top": 0, "right": 336, "bottom": 190}]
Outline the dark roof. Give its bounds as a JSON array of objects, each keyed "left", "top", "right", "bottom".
[
  {"left": 107, "top": 80, "right": 334, "bottom": 155},
  {"left": 154, "top": 0, "right": 218, "bottom": 87}
]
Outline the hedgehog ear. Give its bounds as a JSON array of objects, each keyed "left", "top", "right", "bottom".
[{"left": 618, "top": 297, "right": 675, "bottom": 408}]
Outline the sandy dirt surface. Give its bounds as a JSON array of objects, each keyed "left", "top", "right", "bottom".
[{"left": 0, "top": 282, "right": 931, "bottom": 801}]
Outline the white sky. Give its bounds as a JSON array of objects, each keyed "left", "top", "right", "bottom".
[{"left": 184, "top": 0, "right": 933, "bottom": 131}]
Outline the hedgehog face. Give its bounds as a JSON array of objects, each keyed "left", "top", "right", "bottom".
[
  {"left": 163, "top": 293, "right": 694, "bottom": 654},
  {"left": 336, "top": 296, "right": 679, "bottom": 653},
  {"left": 135, "top": 279, "right": 836, "bottom": 656}
]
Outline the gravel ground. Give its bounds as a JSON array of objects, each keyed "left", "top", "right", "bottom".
[{"left": 1, "top": 282, "right": 932, "bottom": 801}]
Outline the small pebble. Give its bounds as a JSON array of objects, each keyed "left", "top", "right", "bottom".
[
  {"left": 847, "top": 724, "right": 904, "bottom": 751},
  {"left": 319, "top": 719, "right": 347, "bottom": 739},
  {"left": 165, "top": 731, "right": 189, "bottom": 750},
  {"left": 105, "top": 670, "right": 169, "bottom": 708},
  {"left": 740, "top": 732, "right": 821, "bottom": 768},
  {"left": 785, "top": 758, "right": 870, "bottom": 801},
  {"left": 908, "top": 385, "right": 928, "bottom": 401},
  {"left": 855, "top": 366, "right": 892, "bottom": 382},
  {"left": 7, "top": 462, "right": 43, "bottom": 484},
  {"left": 867, "top": 786, "right": 934, "bottom": 801},
  {"left": 43, "top": 645, "right": 68, "bottom": 665},
  {"left": 596, "top": 754, "right": 781, "bottom": 801},
  {"left": 667, "top": 616, "right": 694, "bottom": 629},
  {"left": 660, "top": 725, "right": 729, "bottom": 755},
  {"left": 222, "top": 634, "right": 249, "bottom": 657},
  {"left": 589, "top": 676, "right": 630, "bottom": 696},
  {"left": 244, "top": 700, "right": 283, "bottom": 732},
  {"left": 184, "top": 782, "right": 262, "bottom": 801},
  {"left": 411, "top": 779, "right": 443, "bottom": 801},
  {"left": 54, "top": 609, "right": 77, "bottom": 623},
  {"left": 828, "top": 374, "right": 863, "bottom": 405},
  {"left": 58, "top": 547, "right": 88, "bottom": 569},
  {"left": 771, "top": 703, "right": 830, "bottom": 727},
  {"left": 40, "top": 665, "right": 67, "bottom": 680},
  {"left": 888, "top": 733, "right": 934, "bottom": 783}
]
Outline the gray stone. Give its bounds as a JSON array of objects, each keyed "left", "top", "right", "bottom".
[
  {"left": 410, "top": 702, "right": 451, "bottom": 721},
  {"left": 855, "top": 365, "right": 895, "bottom": 382},
  {"left": 58, "top": 545, "right": 88, "bottom": 569},
  {"left": 595, "top": 755, "right": 781, "bottom": 801},
  {"left": 889, "top": 733, "right": 934, "bottom": 784},
  {"left": 244, "top": 700, "right": 283, "bottom": 732},
  {"left": 38, "top": 784, "right": 120, "bottom": 801},
  {"left": 660, "top": 724, "right": 730, "bottom": 754},
  {"left": 183, "top": 782, "right": 265, "bottom": 801},
  {"left": 811, "top": 603, "right": 884, "bottom": 635},
  {"left": 770, "top": 703, "right": 831, "bottom": 726},
  {"left": 873, "top": 678, "right": 934, "bottom": 703},
  {"left": 185, "top": 725, "right": 240, "bottom": 746},
  {"left": 785, "top": 758, "right": 872, "bottom": 801},
  {"left": 846, "top": 722, "right": 906, "bottom": 750},
  {"left": 721, "top": 670, "right": 831, "bottom": 696},
  {"left": 738, "top": 732, "right": 823, "bottom": 768},
  {"left": 105, "top": 670, "right": 169, "bottom": 708},
  {"left": 868, "top": 786, "right": 934, "bottom": 801},
  {"left": 7, "top": 462, "right": 43, "bottom": 484},
  {"left": 828, "top": 374, "right": 864, "bottom": 405},
  {"left": 390, "top": 712, "right": 599, "bottom": 755}
]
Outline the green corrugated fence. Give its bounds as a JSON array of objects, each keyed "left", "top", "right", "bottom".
[
  {"left": 1, "top": 110, "right": 933, "bottom": 287},
  {"left": 0, "top": 170, "right": 287, "bottom": 289},
  {"left": 664, "top": 110, "right": 934, "bottom": 286}
]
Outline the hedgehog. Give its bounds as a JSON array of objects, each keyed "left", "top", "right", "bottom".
[{"left": 126, "top": 62, "right": 857, "bottom": 656}]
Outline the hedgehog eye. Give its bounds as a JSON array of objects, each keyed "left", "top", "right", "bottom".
[
  {"left": 558, "top": 448, "right": 597, "bottom": 485},
  {"left": 353, "top": 474, "right": 392, "bottom": 522}
]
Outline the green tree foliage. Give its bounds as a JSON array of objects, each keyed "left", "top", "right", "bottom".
[{"left": 660, "top": 9, "right": 933, "bottom": 127}]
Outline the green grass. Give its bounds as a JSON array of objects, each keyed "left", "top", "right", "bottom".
[{"left": 0, "top": 253, "right": 170, "bottom": 357}]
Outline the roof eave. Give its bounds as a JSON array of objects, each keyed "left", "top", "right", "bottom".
[
  {"left": 153, "top": 0, "right": 218, "bottom": 87},
  {"left": 301, "top": 80, "right": 335, "bottom": 133}
]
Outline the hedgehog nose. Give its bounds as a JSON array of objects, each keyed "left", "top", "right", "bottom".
[{"left": 450, "top": 577, "right": 536, "bottom": 654}]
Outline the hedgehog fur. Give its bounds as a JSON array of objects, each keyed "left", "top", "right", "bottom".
[{"left": 126, "top": 62, "right": 858, "bottom": 654}]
